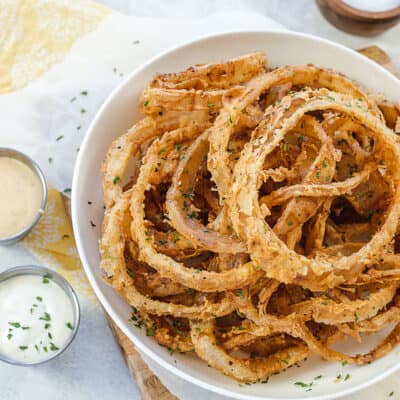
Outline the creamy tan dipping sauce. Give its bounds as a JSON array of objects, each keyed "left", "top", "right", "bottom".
[{"left": 0, "top": 157, "right": 43, "bottom": 238}]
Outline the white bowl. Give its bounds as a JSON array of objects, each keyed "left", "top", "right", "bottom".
[{"left": 72, "top": 31, "right": 400, "bottom": 400}]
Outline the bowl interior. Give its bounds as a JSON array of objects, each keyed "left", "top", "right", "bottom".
[{"left": 72, "top": 31, "right": 400, "bottom": 400}]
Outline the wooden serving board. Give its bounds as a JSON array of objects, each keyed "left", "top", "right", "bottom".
[{"left": 66, "top": 45, "right": 399, "bottom": 400}]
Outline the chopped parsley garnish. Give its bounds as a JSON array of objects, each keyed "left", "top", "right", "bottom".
[
  {"left": 207, "top": 102, "right": 215, "bottom": 108},
  {"left": 39, "top": 312, "right": 51, "bottom": 322},
  {"left": 8, "top": 322, "right": 21, "bottom": 328},
  {"left": 146, "top": 327, "right": 155, "bottom": 336},
  {"left": 42, "top": 273, "right": 52, "bottom": 284},
  {"left": 19, "top": 346, "right": 28, "bottom": 351},
  {"left": 294, "top": 381, "right": 312, "bottom": 388},
  {"left": 143, "top": 100, "right": 149, "bottom": 107},
  {"left": 48, "top": 332, "right": 53, "bottom": 339},
  {"left": 63, "top": 188, "right": 72, "bottom": 193},
  {"left": 344, "top": 373, "right": 350, "bottom": 381},
  {"left": 342, "top": 360, "right": 348, "bottom": 366},
  {"left": 112, "top": 176, "right": 120, "bottom": 184},
  {"left": 237, "top": 289, "right": 245, "bottom": 298},
  {"left": 56, "top": 135, "right": 64, "bottom": 141},
  {"left": 50, "top": 343, "right": 59, "bottom": 351},
  {"left": 287, "top": 220, "right": 293, "bottom": 226},
  {"left": 81, "top": 108, "right": 86, "bottom": 113},
  {"left": 44, "top": 323, "right": 51, "bottom": 330},
  {"left": 66, "top": 322, "right": 74, "bottom": 330},
  {"left": 7, "top": 334, "right": 12, "bottom": 340},
  {"left": 36, "top": 296, "right": 43, "bottom": 302},
  {"left": 80, "top": 90, "right": 88, "bottom": 96}
]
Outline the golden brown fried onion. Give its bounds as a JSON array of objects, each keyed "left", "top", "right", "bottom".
[{"left": 100, "top": 52, "right": 400, "bottom": 383}]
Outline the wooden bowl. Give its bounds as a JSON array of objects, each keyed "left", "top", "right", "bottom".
[{"left": 316, "top": 0, "right": 400, "bottom": 36}]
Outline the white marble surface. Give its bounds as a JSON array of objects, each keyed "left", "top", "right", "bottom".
[{"left": 1, "top": 1, "right": 400, "bottom": 400}]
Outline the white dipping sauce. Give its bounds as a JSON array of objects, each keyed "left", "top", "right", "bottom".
[
  {"left": 0, "top": 274, "right": 75, "bottom": 363},
  {"left": 342, "top": 0, "right": 400, "bottom": 12}
]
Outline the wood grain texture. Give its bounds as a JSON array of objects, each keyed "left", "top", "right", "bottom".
[{"left": 65, "top": 46, "right": 398, "bottom": 400}]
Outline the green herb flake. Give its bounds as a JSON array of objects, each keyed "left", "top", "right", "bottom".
[
  {"left": 112, "top": 176, "right": 120, "bottom": 184},
  {"left": 143, "top": 100, "right": 149, "bottom": 107},
  {"left": 342, "top": 360, "right": 348, "bottom": 366},
  {"left": 287, "top": 220, "right": 294, "bottom": 226},
  {"left": 66, "top": 322, "right": 74, "bottom": 330},
  {"left": 207, "top": 102, "right": 215, "bottom": 108},
  {"left": 63, "top": 188, "right": 72, "bottom": 193},
  {"left": 48, "top": 332, "right": 53, "bottom": 339},
  {"left": 43, "top": 346, "right": 48, "bottom": 352},
  {"left": 146, "top": 327, "right": 155, "bottom": 337},
  {"left": 80, "top": 90, "right": 88, "bottom": 96},
  {"left": 294, "top": 381, "right": 310, "bottom": 388},
  {"left": 7, "top": 334, "right": 12, "bottom": 340},
  {"left": 8, "top": 322, "right": 21, "bottom": 328},
  {"left": 19, "top": 346, "right": 28, "bottom": 351},
  {"left": 39, "top": 312, "right": 51, "bottom": 322},
  {"left": 344, "top": 373, "right": 350, "bottom": 381},
  {"left": 42, "top": 273, "right": 52, "bottom": 284},
  {"left": 56, "top": 135, "right": 64, "bottom": 141},
  {"left": 237, "top": 289, "right": 245, "bottom": 298},
  {"left": 50, "top": 343, "right": 59, "bottom": 351},
  {"left": 44, "top": 323, "right": 51, "bottom": 330}
]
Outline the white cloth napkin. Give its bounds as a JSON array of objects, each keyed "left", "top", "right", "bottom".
[
  {"left": 0, "top": 11, "right": 283, "bottom": 194},
  {"left": 1, "top": 8, "right": 398, "bottom": 400}
]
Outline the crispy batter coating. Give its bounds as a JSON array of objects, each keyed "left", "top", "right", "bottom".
[{"left": 100, "top": 52, "right": 400, "bottom": 383}]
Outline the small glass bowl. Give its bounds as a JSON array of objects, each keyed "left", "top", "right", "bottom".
[
  {"left": 0, "top": 265, "right": 80, "bottom": 366},
  {"left": 0, "top": 148, "right": 47, "bottom": 246}
]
